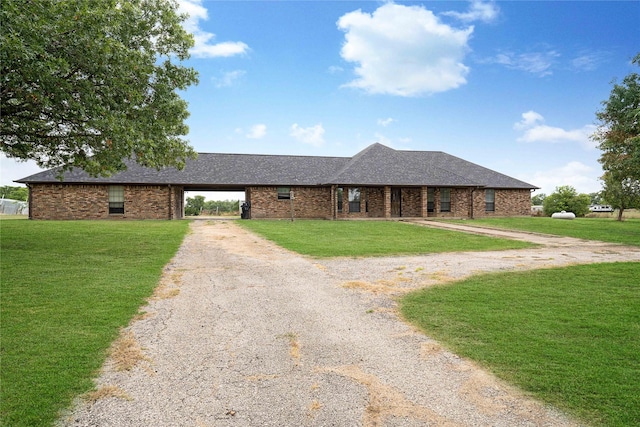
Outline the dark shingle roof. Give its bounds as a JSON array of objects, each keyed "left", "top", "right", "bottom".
[{"left": 16, "top": 143, "right": 537, "bottom": 189}]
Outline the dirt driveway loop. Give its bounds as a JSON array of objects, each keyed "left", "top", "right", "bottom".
[{"left": 59, "top": 219, "right": 640, "bottom": 426}]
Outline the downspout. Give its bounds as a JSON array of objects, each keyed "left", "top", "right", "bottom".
[
  {"left": 168, "top": 184, "right": 172, "bottom": 220},
  {"left": 27, "top": 184, "right": 32, "bottom": 220}
]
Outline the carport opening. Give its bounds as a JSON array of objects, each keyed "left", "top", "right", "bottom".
[{"left": 183, "top": 190, "right": 246, "bottom": 218}]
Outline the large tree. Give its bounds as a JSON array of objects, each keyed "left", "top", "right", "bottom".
[
  {"left": 592, "top": 53, "right": 640, "bottom": 219},
  {"left": 1, "top": 0, "right": 199, "bottom": 176}
]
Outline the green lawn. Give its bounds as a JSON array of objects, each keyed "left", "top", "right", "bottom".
[
  {"left": 0, "top": 219, "right": 190, "bottom": 427},
  {"left": 237, "top": 220, "right": 534, "bottom": 257},
  {"left": 452, "top": 217, "right": 640, "bottom": 247},
  {"left": 401, "top": 262, "right": 640, "bottom": 427}
]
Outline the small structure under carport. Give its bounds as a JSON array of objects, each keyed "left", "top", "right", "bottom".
[{"left": 16, "top": 143, "right": 538, "bottom": 220}]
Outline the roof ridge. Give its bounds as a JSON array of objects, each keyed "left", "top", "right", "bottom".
[
  {"left": 326, "top": 143, "right": 396, "bottom": 183},
  {"left": 195, "top": 152, "right": 348, "bottom": 160}
]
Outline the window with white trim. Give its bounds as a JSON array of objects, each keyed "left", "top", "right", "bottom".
[
  {"left": 440, "top": 188, "right": 451, "bottom": 212},
  {"left": 277, "top": 187, "right": 291, "bottom": 200},
  {"left": 427, "top": 188, "right": 434, "bottom": 212},
  {"left": 485, "top": 189, "right": 495, "bottom": 212},
  {"left": 348, "top": 187, "right": 361, "bottom": 213},
  {"left": 336, "top": 187, "right": 344, "bottom": 213},
  {"left": 108, "top": 185, "right": 124, "bottom": 214}
]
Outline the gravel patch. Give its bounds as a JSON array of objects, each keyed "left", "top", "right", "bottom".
[{"left": 59, "top": 220, "right": 640, "bottom": 426}]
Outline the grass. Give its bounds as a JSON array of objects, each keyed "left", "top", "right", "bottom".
[
  {"left": 401, "top": 262, "right": 640, "bottom": 427},
  {"left": 0, "top": 219, "right": 190, "bottom": 427},
  {"left": 452, "top": 216, "right": 640, "bottom": 247},
  {"left": 237, "top": 220, "right": 534, "bottom": 257}
]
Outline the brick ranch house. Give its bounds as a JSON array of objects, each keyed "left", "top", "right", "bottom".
[{"left": 16, "top": 143, "right": 537, "bottom": 220}]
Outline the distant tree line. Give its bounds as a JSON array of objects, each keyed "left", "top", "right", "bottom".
[
  {"left": 185, "top": 196, "right": 240, "bottom": 216},
  {"left": 0, "top": 185, "right": 28, "bottom": 201},
  {"left": 531, "top": 185, "right": 638, "bottom": 218}
]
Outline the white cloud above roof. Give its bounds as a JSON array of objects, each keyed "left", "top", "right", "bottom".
[
  {"left": 337, "top": 3, "right": 473, "bottom": 97},
  {"left": 246, "top": 124, "right": 267, "bottom": 139},
  {"left": 514, "top": 111, "right": 597, "bottom": 149},
  {"left": 290, "top": 124, "right": 325, "bottom": 147},
  {"left": 377, "top": 118, "right": 395, "bottom": 127},
  {"left": 177, "top": 0, "right": 249, "bottom": 58}
]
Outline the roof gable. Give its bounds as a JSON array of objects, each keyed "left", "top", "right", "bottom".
[{"left": 329, "top": 143, "right": 479, "bottom": 186}]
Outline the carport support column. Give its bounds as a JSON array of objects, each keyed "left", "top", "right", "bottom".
[
  {"left": 384, "top": 186, "right": 391, "bottom": 219},
  {"left": 421, "top": 186, "right": 428, "bottom": 218}
]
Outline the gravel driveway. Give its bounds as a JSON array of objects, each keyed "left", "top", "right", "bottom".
[{"left": 60, "top": 219, "right": 640, "bottom": 426}]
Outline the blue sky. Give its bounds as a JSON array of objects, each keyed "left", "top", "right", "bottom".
[{"left": 2, "top": 0, "right": 639, "bottom": 200}]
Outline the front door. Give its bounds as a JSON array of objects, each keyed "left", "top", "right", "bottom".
[{"left": 391, "top": 188, "right": 401, "bottom": 217}]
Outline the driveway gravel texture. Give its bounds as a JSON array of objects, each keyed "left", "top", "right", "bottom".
[{"left": 59, "top": 219, "right": 640, "bottom": 427}]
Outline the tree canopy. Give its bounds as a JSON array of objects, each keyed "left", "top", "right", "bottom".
[
  {"left": 542, "top": 186, "right": 590, "bottom": 217},
  {"left": 1, "top": 0, "right": 199, "bottom": 177},
  {"left": 531, "top": 193, "right": 546, "bottom": 206},
  {"left": 592, "top": 53, "right": 640, "bottom": 219}
]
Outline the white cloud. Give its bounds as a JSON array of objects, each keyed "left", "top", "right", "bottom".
[
  {"left": 337, "top": 3, "right": 473, "bottom": 97},
  {"left": 526, "top": 161, "right": 601, "bottom": 196},
  {"left": 377, "top": 117, "right": 395, "bottom": 127},
  {"left": 514, "top": 110, "right": 544, "bottom": 130},
  {"left": 571, "top": 51, "right": 607, "bottom": 71},
  {"left": 246, "top": 124, "right": 267, "bottom": 139},
  {"left": 177, "top": 0, "right": 249, "bottom": 58},
  {"left": 442, "top": 1, "right": 499, "bottom": 23},
  {"left": 290, "top": 124, "right": 325, "bottom": 147},
  {"left": 214, "top": 70, "right": 246, "bottom": 88},
  {"left": 328, "top": 66, "right": 344, "bottom": 74},
  {"left": 514, "top": 111, "right": 597, "bottom": 149},
  {"left": 489, "top": 50, "right": 559, "bottom": 76}
]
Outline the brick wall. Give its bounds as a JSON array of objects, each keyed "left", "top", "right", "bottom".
[
  {"left": 28, "top": 183, "right": 531, "bottom": 220},
  {"left": 28, "top": 184, "right": 179, "bottom": 220},
  {"left": 428, "top": 187, "right": 470, "bottom": 218},
  {"left": 335, "top": 186, "right": 386, "bottom": 219},
  {"left": 366, "top": 187, "right": 385, "bottom": 218},
  {"left": 473, "top": 188, "right": 532, "bottom": 218},
  {"left": 248, "top": 186, "right": 332, "bottom": 219},
  {"left": 401, "top": 187, "right": 423, "bottom": 217}
]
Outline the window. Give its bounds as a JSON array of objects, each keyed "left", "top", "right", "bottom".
[
  {"left": 485, "top": 189, "right": 495, "bottom": 212},
  {"left": 277, "top": 187, "right": 291, "bottom": 200},
  {"left": 427, "top": 188, "right": 434, "bottom": 212},
  {"left": 440, "top": 188, "right": 451, "bottom": 212},
  {"left": 348, "top": 187, "right": 361, "bottom": 213},
  {"left": 336, "top": 187, "right": 343, "bottom": 213},
  {"left": 108, "top": 185, "right": 124, "bottom": 214}
]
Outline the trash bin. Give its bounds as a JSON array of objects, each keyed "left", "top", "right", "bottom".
[{"left": 241, "top": 202, "right": 251, "bottom": 219}]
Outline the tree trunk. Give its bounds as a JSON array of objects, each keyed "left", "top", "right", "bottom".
[{"left": 617, "top": 208, "right": 624, "bottom": 221}]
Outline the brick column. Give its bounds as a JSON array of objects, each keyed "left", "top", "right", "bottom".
[
  {"left": 421, "top": 186, "right": 428, "bottom": 218},
  {"left": 384, "top": 186, "right": 391, "bottom": 219}
]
